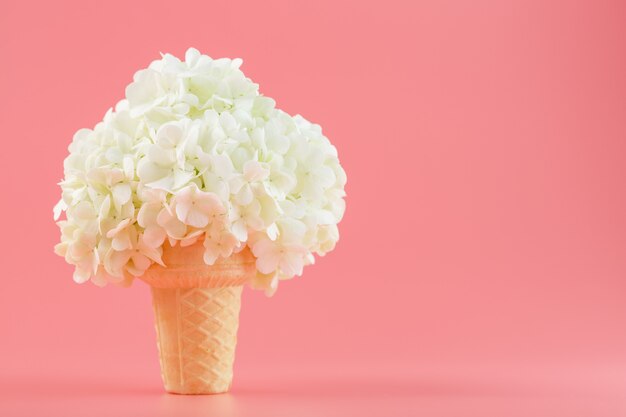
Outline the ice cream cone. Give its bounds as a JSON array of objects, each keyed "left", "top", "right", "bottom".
[{"left": 140, "top": 240, "right": 256, "bottom": 394}]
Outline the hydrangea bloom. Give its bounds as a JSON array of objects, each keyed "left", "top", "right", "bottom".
[{"left": 54, "top": 48, "right": 346, "bottom": 295}]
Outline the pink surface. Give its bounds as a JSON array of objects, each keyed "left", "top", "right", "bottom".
[{"left": 2, "top": 0, "right": 626, "bottom": 416}]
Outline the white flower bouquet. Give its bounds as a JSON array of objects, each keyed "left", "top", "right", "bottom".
[{"left": 53, "top": 48, "right": 346, "bottom": 394}]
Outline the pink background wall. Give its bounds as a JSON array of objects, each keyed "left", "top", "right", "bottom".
[{"left": 1, "top": 0, "right": 626, "bottom": 415}]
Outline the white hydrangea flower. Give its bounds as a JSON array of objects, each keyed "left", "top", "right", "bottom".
[
  {"left": 174, "top": 183, "right": 225, "bottom": 229},
  {"left": 55, "top": 48, "right": 346, "bottom": 295},
  {"left": 203, "top": 228, "right": 239, "bottom": 265}
]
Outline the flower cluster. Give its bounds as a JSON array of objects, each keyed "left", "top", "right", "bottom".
[{"left": 54, "top": 48, "right": 346, "bottom": 295}]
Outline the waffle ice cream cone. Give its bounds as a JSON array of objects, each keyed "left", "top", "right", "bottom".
[{"left": 140, "top": 241, "right": 256, "bottom": 394}]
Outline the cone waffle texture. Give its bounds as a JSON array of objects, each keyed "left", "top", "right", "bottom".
[
  {"left": 140, "top": 241, "right": 256, "bottom": 289},
  {"left": 139, "top": 241, "right": 255, "bottom": 394}
]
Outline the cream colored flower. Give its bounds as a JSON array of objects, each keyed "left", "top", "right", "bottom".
[
  {"left": 103, "top": 228, "right": 164, "bottom": 277},
  {"left": 137, "top": 121, "right": 196, "bottom": 192},
  {"left": 250, "top": 219, "right": 308, "bottom": 278},
  {"left": 156, "top": 203, "right": 187, "bottom": 240},
  {"left": 249, "top": 271, "right": 279, "bottom": 296},
  {"left": 174, "top": 183, "right": 225, "bottom": 228},
  {"left": 137, "top": 202, "right": 167, "bottom": 249},
  {"left": 201, "top": 153, "right": 237, "bottom": 201},
  {"left": 203, "top": 228, "right": 239, "bottom": 265},
  {"left": 228, "top": 200, "right": 263, "bottom": 242},
  {"left": 55, "top": 48, "right": 346, "bottom": 293}
]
